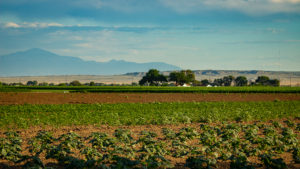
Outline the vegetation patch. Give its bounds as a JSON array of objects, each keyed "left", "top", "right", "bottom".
[{"left": 0, "top": 101, "right": 299, "bottom": 129}]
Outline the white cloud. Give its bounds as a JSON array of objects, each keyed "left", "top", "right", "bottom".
[
  {"left": 159, "top": 0, "right": 300, "bottom": 15},
  {"left": 271, "top": 0, "right": 300, "bottom": 3},
  {"left": 74, "top": 43, "right": 93, "bottom": 48},
  {"left": 4, "top": 22, "right": 20, "bottom": 28},
  {"left": 1, "top": 22, "right": 64, "bottom": 28},
  {"left": 22, "top": 22, "right": 64, "bottom": 28}
]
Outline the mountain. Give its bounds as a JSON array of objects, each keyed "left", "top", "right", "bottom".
[{"left": 0, "top": 48, "right": 181, "bottom": 76}]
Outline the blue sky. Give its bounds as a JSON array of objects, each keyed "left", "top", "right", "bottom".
[{"left": 0, "top": 0, "right": 300, "bottom": 71}]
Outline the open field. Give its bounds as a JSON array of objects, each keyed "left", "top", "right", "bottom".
[{"left": 0, "top": 93, "right": 300, "bottom": 105}]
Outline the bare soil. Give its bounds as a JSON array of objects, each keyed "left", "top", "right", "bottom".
[{"left": 0, "top": 93, "right": 299, "bottom": 105}]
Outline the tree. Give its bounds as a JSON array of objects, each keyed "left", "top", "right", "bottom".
[
  {"left": 38, "top": 82, "right": 48, "bottom": 86},
  {"left": 139, "top": 69, "right": 167, "bottom": 86},
  {"left": 169, "top": 72, "right": 179, "bottom": 84},
  {"left": 235, "top": 76, "right": 248, "bottom": 86},
  {"left": 89, "top": 81, "right": 95, "bottom": 86},
  {"left": 200, "top": 79, "right": 210, "bottom": 86},
  {"left": 192, "top": 80, "right": 201, "bottom": 86},
  {"left": 255, "top": 76, "right": 270, "bottom": 86},
  {"left": 269, "top": 79, "right": 280, "bottom": 87},
  {"left": 169, "top": 70, "right": 195, "bottom": 86},
  {"left": 223, "top": 75, "right": 235, "bottom": 86},
  {"left": 213, "top": 78, "right": 224, "bottom": 86},
  {"left": 27, "top": 80, "right": 38, "bottom": 86},
  {"left": 169, "top": 71, "right": 184, "bottom": 85},
  {"left": 70, "top": 80, "right": 81, "bottom": 86},
  {"left": 184, "top": 70, "right": 196, "bottom": 84}
]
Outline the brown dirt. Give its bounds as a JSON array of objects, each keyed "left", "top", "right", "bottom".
[
  {"left": 0, "top": 93, "right": 299, "bottom": 105},
  {"left": 0, "top": 120, "right": 299, "bottom": 169}
]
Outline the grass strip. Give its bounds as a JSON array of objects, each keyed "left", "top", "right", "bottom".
[{"left": 0, "top": 101, "right": 299, "bottom": 129}]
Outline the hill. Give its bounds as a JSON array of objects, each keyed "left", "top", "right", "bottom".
[{"left": 0, "top": 48, "right": 181, "bottom": 76}]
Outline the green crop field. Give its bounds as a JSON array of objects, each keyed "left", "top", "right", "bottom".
[
  {"left": 1, "top": 120, "right": 300, "bottom": 168},
  {"left": 1, "top": 86, "right": 300, "bottom": 168},
  {"left": 1, "top": 101, "right": 299, "bottom": 129},
  {"left": 1, "top": 86, "right": 300, "bottom": 93}
]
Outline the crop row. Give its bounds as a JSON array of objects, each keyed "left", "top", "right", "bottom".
[
  {"left": 1, "top": 86, "right": 300, "bottom": 93},
  {"left": 1, "top": 121, "right": 299, "bottom": 168},
  {"left": 1, "top": 101, "right": 300, "bottom": 129}
]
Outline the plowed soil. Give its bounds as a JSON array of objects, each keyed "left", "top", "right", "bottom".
[{"left": 0, "top": 93, "right": 299, "bottom": 105}]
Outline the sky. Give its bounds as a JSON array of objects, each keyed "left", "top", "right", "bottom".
[{"left": 0, "top": 0, "right": 300, "bottom": 71}]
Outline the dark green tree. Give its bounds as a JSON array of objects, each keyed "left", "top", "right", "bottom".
[
  {"left": 70, "top": 80, "right": 81, "bottom": 86},
  {"left": 223, "top": 75, "right": 235, "bottom": 86},
  {"left": 184, "top": 69, "right": 196, "bottom": 84},
  {"left": 192, "top": 80, "right": 201, "bottom": 86},
  {"left": 235, "top": 76, "right": 248, "bottom": 86},
  {"left": 169, "top": 70, "right": 195, "bottom": 86},
  {"left": 38, "top": 82, "right": 49, "bottom": 86},
  {"left": 27, "top": 80, "right": 38, "bottom": 86},
  {"left": 200, "top": 79, "right": 210, "bottom": 86},
  {"left": 213, "top": 78, "right": 224, "bottom": 86},
  {"left": 89, "top": 81, "right": 95, "bottom": 86},
  {"left": 255, "top": 76, "right": 270, "bottom": 86},
  {"left": 269, "top": 79, "right": 280, "bottom": 86},
  {"left": 139, "top": 69, "right": 167, "bottom": 86}
]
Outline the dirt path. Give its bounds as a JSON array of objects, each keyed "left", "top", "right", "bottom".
[{"left": 0, "top": 93, "right": 299, "bottom": 105}]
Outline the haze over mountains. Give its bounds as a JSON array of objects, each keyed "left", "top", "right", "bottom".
[{"left": 0, "top": 48, "right": 181, "bottom": 76}]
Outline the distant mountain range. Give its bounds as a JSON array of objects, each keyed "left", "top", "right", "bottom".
[{"left": 0, "top": 48, "right": 181, "bottom": 76}]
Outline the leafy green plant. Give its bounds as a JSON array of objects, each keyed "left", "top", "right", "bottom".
[
  {"left": 28, "top": 131, "right": 54, "bottom": 155},
  {"left": 171, "top": 140, "right": 191, "bottom": 157},
  {"left": 88, "top": 132, "right": 115, "bottom": 151},
  {"left": 296, "top": 123, "right": 300, "bottom": 131},
  {"left": 114, "top": 129, "right": 133, "bottom": 144},
  {"left": 110, "top": 156, "right": 139, "bottom": 169},
  {"left": 185, "top": 156, "right": 217, "bottom": 169},
  {"left": 23, "top": 131, "right": 55, "bottom": 168},
  {"left": 138, "top": 140, "right": 172, "bottom": 169},
  {"left": 162, "top": 128, "right": 176, "bottom": 140},
  {"left": 284, "top": 120, "right": 295, "bottom": 128},
  {"left": 280, "top": 127, "right": 298, "bottom": 148},
  {"left": 260, "top": 153, "right": 287, "bottom": 169},
  {"left": 81, "top": 147, "right": 102, "bottom": 167},
  {"left": 45, "top": 132, "right": 85, "bottom": 168},
  {"left": 293, "top": 147, "right": 300, "bottom": 163},
  {"left": 272, "top": 121, "right": 283, "bottom": 128},
  {"left": 0, "top": 131, "right": 23, "bottom": 162},
  {"left": 230, "top": 153, "right": 254, "bottom": 169}
]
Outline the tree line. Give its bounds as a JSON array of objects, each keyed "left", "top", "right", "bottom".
[{"left": 139, "top": 69, "right": 280, "bottom": 87}]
